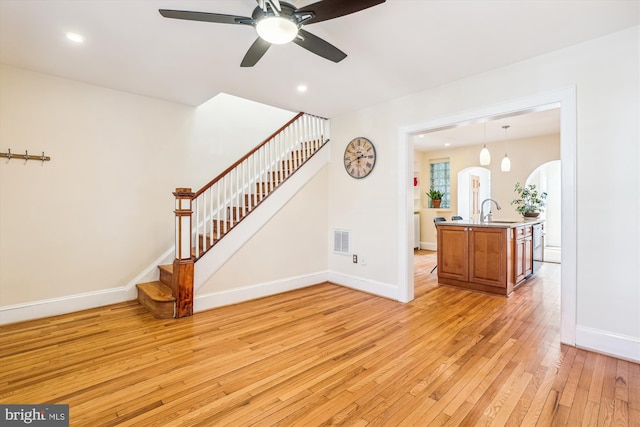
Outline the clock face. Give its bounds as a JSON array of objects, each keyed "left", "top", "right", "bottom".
[{"left": 343, "top": 137, "right": 376, "bottom": 179}]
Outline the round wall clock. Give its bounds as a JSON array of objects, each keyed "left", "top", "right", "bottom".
[{"left": 343, "top": 137, "right": 376, "bottom": 179}]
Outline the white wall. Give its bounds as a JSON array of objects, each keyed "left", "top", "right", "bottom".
[
  {"left": 416, "top": 134, "right": 560, "bottom": 246},
  {"left": 198, "top": 167, "right": 329, "bottom": 294},
  {"left": 0, "top": 65, "right": 299, "bottom": 312},
  {"left": 328, "top": 26, "right": 639, "bottom": 361}
]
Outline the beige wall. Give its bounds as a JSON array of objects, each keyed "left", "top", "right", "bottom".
[
  {"left": 416, "top": 134, "right": 560, "bottom": 245},
  {"left": 0, "top": 64, "right": 310, "bottom": 308},
  {"left": 199, "top": 167, "right": 329, "bottom": 293}
]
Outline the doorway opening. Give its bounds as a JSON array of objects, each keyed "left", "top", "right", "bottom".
[
  {"left": 527, "top": 160, "right": 562, "bottom": 263},
  {"left": 458, "top": 167, "right": 491, "bottom": 222},
  {"left": 398, "top": 87, "right": 576, "bottom": 345}
]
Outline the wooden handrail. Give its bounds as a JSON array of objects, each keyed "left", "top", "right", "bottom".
[
  {"left": 193, "top": 112, "right": 306, "bottom": 198},
  {"left": 168, "top": 112, "right": 329, "bottom": 317}
]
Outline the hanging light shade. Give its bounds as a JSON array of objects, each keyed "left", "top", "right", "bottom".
[
  {"left": 501, "top": 154, "right": 511, "bottom": 172},
  {"left": 500, "top": 125, "right": 511, "bottom": 172},
  {"left": 479, "top": 144, "right": 491, "bottom": 166}
]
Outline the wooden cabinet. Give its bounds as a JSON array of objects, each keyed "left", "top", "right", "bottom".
[
  {"left": 437, "top": 226, "right": 469, "bottom": 281},
  {"left": 437, "top": 222, "right": 540, "bottom": 296},
  {"left": 513, "top": 225, "right": 533, "bottom": 284},
  {"left": 437, "top": 225, "right": 509, "bottom": 295},
  {"left": 469, "top": 227, "right": 508, "bottom": 288}
]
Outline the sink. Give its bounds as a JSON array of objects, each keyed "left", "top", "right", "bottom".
[{"left": 488, "top": 220, "right": 520, "bottom": 224}]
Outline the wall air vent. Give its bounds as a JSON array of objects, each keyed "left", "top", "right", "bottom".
[{"left": 333, "top": 229, "right": 350, "bottom": 255}]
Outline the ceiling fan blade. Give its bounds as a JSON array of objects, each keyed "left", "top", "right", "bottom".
[
  {"left": 268, "top": 0, "right": 282, "bottom": 12},
  {"left": 241, "top": 38, "right": 272, "bottom": 67},
  {"left": 293, "top": 29, "right": 347, "bottom": 63},
  {"left": 159, "top": 9, "right": 252, "bottom": 25},
  {"left": 295, "top": 0, "right": 385, "bottom": 25}
]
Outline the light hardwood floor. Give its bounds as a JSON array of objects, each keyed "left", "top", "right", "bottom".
[{"left": 1, "top": 251, "right": 638, "bottom": 426}]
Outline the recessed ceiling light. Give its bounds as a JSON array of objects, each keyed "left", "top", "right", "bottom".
[
  {"left": 418, "top": 134, "right": 425, "bottom": 138},
  {"left": 66, "top": 32, "right": 85, "bottom": 43},
  {"left": 444, "top": 143, "right": 450, "bottom": 147},
  {"left": 297, "top": 85, "right": 307, "bottom": 93}
]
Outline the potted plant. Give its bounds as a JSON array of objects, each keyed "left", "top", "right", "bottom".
[
  {"left": 511, "top": 182, "right": 547, "bottom": 218},
  {"left": 426, "top": 189, "right": 444, "bottom": 208}
]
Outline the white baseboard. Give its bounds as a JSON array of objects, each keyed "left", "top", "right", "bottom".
[
  {"left": 327, "top": 271, "right": 399, "bottom": 301},
  {"left": 0, "top": 269, "right": 400, "bottom": 325},
  {"left": 0, "top": 247, "right": 177, "bottom": 325},
  {"left": 421, "top": 242, "right": 436, "bottom": 251},
  {"left": 195, "top": 270, "right": 401, "bottom": 312},
  {"left": 194, "top": 271, "right": 328, "bottom": 312},
  {"left": 0, "top": 286, "right": 137, "bottom": 325},
  {"left": 576, "top": 325, "right": 640, "bottom": 363}
]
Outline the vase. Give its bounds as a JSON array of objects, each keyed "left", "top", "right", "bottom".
[
  {"left": 523, "top": 211, "right": 539, "bottom": 218},
  {"left": 432, "top": 200, "right": 442, "bottom": 208}
]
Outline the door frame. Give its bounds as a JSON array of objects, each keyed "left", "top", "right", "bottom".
[{"left": 396, "top": 87, "right": 577, "bottom": 345}]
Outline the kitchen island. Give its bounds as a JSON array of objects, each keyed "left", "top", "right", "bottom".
[{"left": 436, "top": 219, "right": 544, "bottom": 296}]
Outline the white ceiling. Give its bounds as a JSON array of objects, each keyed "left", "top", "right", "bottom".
[
  {"left": 1, "top": 0, "right": 638, "bottom": 120},
  {"left": 413, "top": 106, "right": 561, "bottom": 151}
]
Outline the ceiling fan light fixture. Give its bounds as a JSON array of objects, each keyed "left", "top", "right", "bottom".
[{"left": 256, "top": 16, "right": 298, "bottom": 44}]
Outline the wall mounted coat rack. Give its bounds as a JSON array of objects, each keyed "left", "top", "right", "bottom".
[{"left": 1, "top": 149, "right": 51, "bottom": 164}]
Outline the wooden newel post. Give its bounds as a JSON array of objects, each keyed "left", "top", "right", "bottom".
[{"left": 173, "top": 188, "right": 195, "bottom": 318}]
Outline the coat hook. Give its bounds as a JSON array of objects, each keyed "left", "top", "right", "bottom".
[{"left": 1, "top": 148, "right": 50, "bottom": 163}]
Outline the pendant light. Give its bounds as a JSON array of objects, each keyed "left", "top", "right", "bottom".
[
  {"left": 501, "top": 125, "right": 511, "bottom": 172},
  {"left": 479, "top": 122, "right": 491, "bottom": 166}
]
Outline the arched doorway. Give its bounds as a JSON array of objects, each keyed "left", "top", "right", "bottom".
[
  {"left": 527, "top": 160, "right": 562, "bottom": 263},
  {"left": 457, "top": 167, "right": 491, "bottom": 222}
]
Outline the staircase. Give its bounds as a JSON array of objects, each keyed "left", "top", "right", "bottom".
[{"left": 136, "top": 112, "right": 329, "bottom": 318}]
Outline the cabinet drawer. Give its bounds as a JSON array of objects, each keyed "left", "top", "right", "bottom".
[{"left": 515, "top": 225, "right": 532, "bottom": 238}]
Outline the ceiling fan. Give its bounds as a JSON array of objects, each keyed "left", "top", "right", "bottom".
[{"left": 159, "top": 0, "right": 386, "bottom": 67}]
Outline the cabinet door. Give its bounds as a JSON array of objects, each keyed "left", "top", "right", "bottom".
[
  {"left": 524, "top": 235, "right": 533, "bottom": 277},
  {"left": 514, "top": 237, "right": 526, "bottom": 283},
  {"left": 469, "top": 227, "right": 507, "bottom": 288},
  {"left": 437, "top": 226, "right": 469, "bottom": 281}
]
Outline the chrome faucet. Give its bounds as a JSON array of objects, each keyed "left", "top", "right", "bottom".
[{"left": 480, "top": 199, "right": 502, "bottom": 222}]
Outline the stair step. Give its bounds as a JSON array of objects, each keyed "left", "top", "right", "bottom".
[
  {"left": 137, "top": 281, "right": 175, "bottom": 319},
  {"left": 227, "top": 206, "right": 251, "bottom": 221},
  {"left": 197, "top": 233, "right": 219, "bottom": 253},
  {"left": 212, "top": 220, "right": 233, "bottom": 233},
  {"left": 256, "top": 181, "right": 278, "bottom": 193},
  {"left": 158, "top": 264, "right": 173, "bottom": 288}
]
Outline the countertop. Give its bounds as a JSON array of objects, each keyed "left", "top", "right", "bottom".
[{"left": 439, "top": 219, "right": 544, "bottom": 228}]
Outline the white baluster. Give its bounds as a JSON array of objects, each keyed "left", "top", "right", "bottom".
[
  {"left": 208, "top": 186, "right": 214, "bottom": 248},
  {"left": 194, "top": 197, "right": 200, "bottom": 258},
  {"left": 222, "top": 175, "right": 228, "bottom": 233},
  {"left": 216, "top": 182, "right": 220, "bottom": 242}
]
